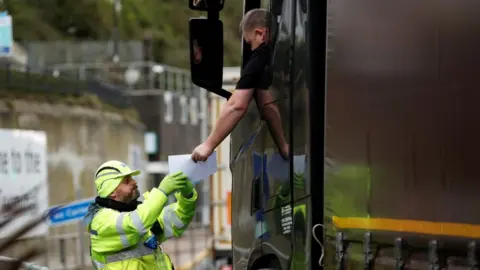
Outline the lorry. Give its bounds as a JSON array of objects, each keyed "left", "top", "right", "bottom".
[{"left": 188, "top": 0, "right": 480, "bottom": 269}]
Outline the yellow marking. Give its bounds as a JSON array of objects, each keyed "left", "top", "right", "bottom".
[
  {"left": 178, "top": 249, "right": 211, "bottom": 270},
  {"left": 209, "top": 174, "right": 214, "bottom": 234},
  {"left": 227, "top": 191, "right": 232, "bottom": 226},
  {"left": 333, "top": 216, "right": 480, "bottom": 238},
  {"left": 219, "top": 239, "right": 232, "bottom": 245}
]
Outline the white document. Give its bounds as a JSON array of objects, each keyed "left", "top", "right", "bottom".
[{"left": 168, "top": 151, "right": 218, "bottom": 183}]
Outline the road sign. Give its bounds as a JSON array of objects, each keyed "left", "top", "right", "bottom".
[
  {"left": 0, "top": 129, "right": 49, "bottom": 238},
  {"left": 0, "top": 12, "right": 12, "bottom": 57},
  {"left": 48, "top": 197, "right": 95, "bottom": 226}
]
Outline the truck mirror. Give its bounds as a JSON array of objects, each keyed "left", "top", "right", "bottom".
[
  {"left": 189, "top": 0, "right": 225, "bottom": 11},
  {"left": 189, "top": 18, "right": 231, "bottom": 99}
]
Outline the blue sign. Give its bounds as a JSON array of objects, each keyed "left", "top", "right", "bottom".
[
  {"left": 0, "top": 12, "right": 12, "bottom": 57},
  {"left": 48, "top": 198, "right": 95, "bottom": 226}
]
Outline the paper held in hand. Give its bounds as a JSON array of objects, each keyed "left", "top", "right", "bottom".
[{"left": 167, "top": 151, "right": 218, "bottom": 184}]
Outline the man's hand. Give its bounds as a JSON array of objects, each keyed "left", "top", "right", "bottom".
[
  {"left": 191, "top": 142, "right": 214, "bottom": 163},
  {"left": 280, "top": 143, "right": 289, "bottom": 160},
  {"left": 159, "top": 172, "right": 188, "bottom": 195}
]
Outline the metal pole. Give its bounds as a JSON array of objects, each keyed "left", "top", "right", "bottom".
[
  {"left": 190, "top": 226, "right": 195, "bottom": 267},
  {"left": 200, "top": 90, "right": 208, "bottom": 150},
  {"left": 72, "top": 170, "right": 86, "bottom": 268},
  {"left": 76, "top": 204, "right": 86, "bottom": 268},
  {"left": 174, "top": 235, "right": 179, "bottom": 268},
  {"left": 200, "top": 89, "right": 210, "bottom": 227},
  {"left": 113, "top": 0, "right": 122, "bottom": 63}
]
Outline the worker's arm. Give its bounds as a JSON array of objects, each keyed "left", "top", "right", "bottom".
[
  {"left": 90, "top": 188, "right": 169, "bottom": 251},
  {"left": 192, "top": 47, "right": 272, "bottom": 162},
  {"left": 205, "top": 42, "right": 273, "bottom": 150},
  {"left": 141, "top": 187, "right": 198, "bottom": 243},
  {"left": 156, "top": 189, "right": 198, "bottom": 243},
  {"left": 255, "top": 90, "right": 288, "bottom": 158},
  {"left": 204, "top": 89, "right": 254, "bottom": 150},
  {"left": 207, "top": 43, "right": 273, "bottom": 141}
]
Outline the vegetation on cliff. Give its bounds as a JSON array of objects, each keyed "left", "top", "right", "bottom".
[{"left": 0, "top": 0, "right": 245, "bottom": 68}]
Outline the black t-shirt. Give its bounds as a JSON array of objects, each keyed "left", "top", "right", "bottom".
[{"left": 235, "top": 43, "right": 273, "bottom": 90}]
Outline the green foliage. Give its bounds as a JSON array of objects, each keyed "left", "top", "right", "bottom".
[{"left": 0, "top": 0, "right": 244, "bottom": 68}]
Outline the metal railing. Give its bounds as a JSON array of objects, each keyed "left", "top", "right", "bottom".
[
  {"left": 0, "top": 188, "right": 213, "bottom": 270},
  {"left": 0, "top": 256, "right": 49, "bottom": 270},
  {"left": 42, "top": 223, "right": 213, "bottom": 270},
  {"left": 49, "top": 61, "right": 200, "bottom": 93},
  {"left": 0, "top": 206, "right": 51, "bottom": 270},
  {"left": 0, "top": 62, "right": 132, "bottom": 109}
]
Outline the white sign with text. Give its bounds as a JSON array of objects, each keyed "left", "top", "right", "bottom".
[{"left": 0, "top": 129, "right": 48, "bottom": 238}]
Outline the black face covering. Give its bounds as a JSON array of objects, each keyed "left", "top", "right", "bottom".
[
  {"left": 95, "top": 196, "right": 139, "bottom": 211},
  {"left": 94, "top": 196, "right": 164, "bottom": 235}
]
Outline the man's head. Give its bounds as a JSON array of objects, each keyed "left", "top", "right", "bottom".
[
  {"left": 94, "top": 160, "right": 141, "bottom": 203},
  {"left": 240, "top": 8, "right": 276, "bottom": 50}
]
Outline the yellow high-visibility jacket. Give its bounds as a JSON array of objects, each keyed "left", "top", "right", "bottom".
[{"left": 87, "top": 188, "right": 198, "bottom": 270}]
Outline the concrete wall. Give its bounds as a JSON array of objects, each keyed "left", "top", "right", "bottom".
[
  {"left": 0, "top": 98, "right": 147, "bottom": 269},
  {"left": 131, "top": 92, "right": 202, "bottom": 162}
]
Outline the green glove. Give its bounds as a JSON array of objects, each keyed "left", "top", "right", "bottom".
[
  {"left": 159, "top": 172, "right": 188, "bottom": 195},
  {"left": 180, "top": 180, "right": 194, "bottom": 198}
]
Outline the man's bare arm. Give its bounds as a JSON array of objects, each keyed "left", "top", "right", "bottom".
[
  {"left": 204, "top": 89, "right": 255, "bottom": 150},
  {"left": 256, "top": 90, "right": 288, "bottom": 158}
]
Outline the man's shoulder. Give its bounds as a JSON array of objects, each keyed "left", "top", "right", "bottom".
[
  {"left": 90, "top": 208, "right": 122, "bottom": 230},
  {"left": 251, "top": 43, "right": 271, "bottom": 56},
  {"left": 241, "top": 46, "right": 272, "bottom": 75},
  {"left": 249, "top": 45, "right": 271, "bottom": 64},
  {"left": 236, "top": 43, "right": 273, "bottom": 90}
]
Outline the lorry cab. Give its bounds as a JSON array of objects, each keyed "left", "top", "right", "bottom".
[{"left": 186, "top": 0, "right": 325, "bottom": 269}]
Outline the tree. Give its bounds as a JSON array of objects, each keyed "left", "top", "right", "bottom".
[{"left": 1, "top": 0, "right": 245, "bottom": 69}]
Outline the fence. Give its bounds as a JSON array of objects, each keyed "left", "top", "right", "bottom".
[
  {"left": 23, "top": 41, "right": 145, "bottom": 68},
  {"left": 43, "top": 221, "right": 212, "bottom": 269},
  {"left": 49, "top": 61, "right": 200, "bottom": 93},
  {"left": 0, "top": 206, "right": 213, "bottom": 270},
  {"left": 0, "top": 62, "right": 132, "bottom": 109},
  {"left": 0, "top": 256, "right": 48, "bottom": 270}
]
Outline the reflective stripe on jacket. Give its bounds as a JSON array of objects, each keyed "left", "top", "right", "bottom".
[{"left": 88, "top": 188, "right": 198, "bottom": 270}]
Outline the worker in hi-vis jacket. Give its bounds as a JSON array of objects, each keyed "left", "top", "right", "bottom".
[{"left": 83, "top": 160, "right": 197, "bottom": 269}]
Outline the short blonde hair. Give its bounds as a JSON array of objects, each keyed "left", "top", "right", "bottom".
[{"left": 239, "top": 8, "right": 275, "bottom": 35}]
